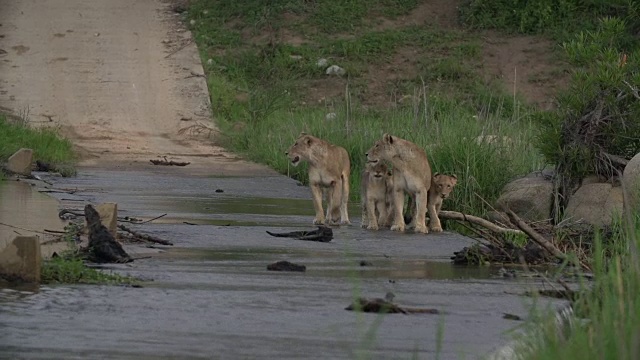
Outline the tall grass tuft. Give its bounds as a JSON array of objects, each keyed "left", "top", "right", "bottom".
[{"left": 0, "top": 114, "right": 76, "bottom": 174}]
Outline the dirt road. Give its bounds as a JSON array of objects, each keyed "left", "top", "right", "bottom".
[{"left": 0, "top": 0, "right": 271, "bottom": 175}]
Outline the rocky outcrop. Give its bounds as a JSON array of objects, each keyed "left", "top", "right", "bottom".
[
  {"left": 623, "top": 152, "right": 640, "bottom": 212},
  {"left": 565, "top": 183, "right": 623, "bottom": 226},
  {"left": 496, "top": 175, "right": 553, "bottom": 222},
  {"left": 0, "top": 236, "right": 41, "bottom": 282},
  {"left": 6, "top": 148, "right": 33, "bottom": 176}
]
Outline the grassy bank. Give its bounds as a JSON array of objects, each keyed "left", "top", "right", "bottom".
[
  {"left": 187, "top": 0, "right": 543, "bottom": 217},
  {"left": 0, "top": 114, "right": 76, "bottom": 176},
  {"left": 521, "top": 217, "right": 640, "bottom": 360}
]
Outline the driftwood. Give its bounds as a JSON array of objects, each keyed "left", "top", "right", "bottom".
[
  {"left": 439, "top": 211, "right": 523, "bottom": 236},
  {"left": 345, "top": 297, "right": 440, "bottom": 315},
  {"left": 451, "top": 242, "right": 550, "bottom": 265},
  {"left": 266, "top": 261, "right": 306, "bottom": 272},
  {"left": 117, "top": 224, "right": 174, "bottom": 246},
  {"left": 85, "top": 205, "right": 132, "bottom": 263},
  {"left": 504, "top": 209, "right": 567, "bottom": 261},
  {"left": 149, "top": 157, "right": 190, "bottom": 166},
  {"left": 266, "top": 226, "right": 333, "bottom": 242}
]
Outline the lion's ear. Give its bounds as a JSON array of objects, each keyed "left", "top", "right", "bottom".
[
  {"left": 433, "top": 172, "right": 440, "bottom": 177},
  {"left": 451, "top": 174, "right": 458, "bottom": 186},
  {"left": 298, "top": 132, "right": 307, "bottom": 137},
  {"left": 383, "top": 133, "right": 394, "bottom": 144},
  {"left": 304, "top": 135, "right": 312, "bottom": 145}
]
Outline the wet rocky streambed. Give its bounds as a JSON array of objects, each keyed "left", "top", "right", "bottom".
[{"left": 0, "top": 168, "right": 566, "bottom": 359}]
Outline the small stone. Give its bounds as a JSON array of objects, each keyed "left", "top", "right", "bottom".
[
  {"left": 289, "top": 55, "right": 302, "bottom": 61},
  {"left": 359, "top": 260, "right": 372, "bottom": 266},
  {"left": 316, "top": 58, "right": 328, "bottom": 68},
  {"left": 189, "top": 19, "right": 196, "bottom": 26},
  {"left": 325, "top": 65, "right": 345, "bottom": 76},
  {"left": 325, "top": 112, "right": 337, "bottom": 121},
  {"left": 215, "top": 189, "right": 223, "bottom": 193},
  {"left": 206, "top": 58, "right": 213, "bottom": 65}
]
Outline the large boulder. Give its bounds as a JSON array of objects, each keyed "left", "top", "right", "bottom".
[
  {"left": 0, "top": 236, "right": 41, "bottom": 283},
  {"left": 565, "top": 183, "right": 623, "bottom": 226},
  {"left": 496, "top": 175, "right": 553, "bottom": 222},
  {"left": 6, "top": 148, "right": 33, "bottom": 176},
  {"left": 623, "top": 152, "right": 640, "bottom": 212}
]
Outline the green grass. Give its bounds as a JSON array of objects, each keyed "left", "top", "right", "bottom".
[
  {"left": 40, "top": 224, "right": 138, "bottom": 285},
  {"left": 188, "top": 0, "right": 541, "bottom": 217},
  {"left": 521, "top": 216, "right": 640, "bottom": 360},
  {"left": 0, "top": 115, "right": 76, "bottom": 176},
  {"left": 41, "top": 257, "right": 137, "bottom": 285}
]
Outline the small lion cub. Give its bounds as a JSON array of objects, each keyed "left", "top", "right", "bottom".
[
  {"left": 361, "top": 162, "right": 393, "bottom": 230},
  {"left": 427, "top": 173, "right": 458, "bottom": 232}
]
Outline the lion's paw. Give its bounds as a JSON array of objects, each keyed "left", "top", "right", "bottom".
[
  {"left": 414, "top": 224, "right": 429, "bottom": 234},
  {"left": 390, "top": 224, "right": 405, "bottom": 232},
  {"left": 313, "top": 218, "right": 326, "bottom": 225},
  {"left": 430, "top": 225, "right": 443, "bottom": 233},
  {"left": 367, "top": 224, "right": 379, "bottom": 231}
]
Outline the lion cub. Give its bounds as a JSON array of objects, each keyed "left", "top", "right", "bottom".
[
  {"left": 427, "top": 173, "right": 458, "bottom": 232},
  {"left": 286, "top": 133, "right": 351, "bottom": 225},
  {"left": 361, "top": 162, "right": 393, "bottom": 230}
]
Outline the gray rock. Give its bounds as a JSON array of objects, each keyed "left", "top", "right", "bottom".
[
  {"left": 325, "top": 65, "right": 345, "bottom": 76},
  {"left": 6, "top": 148, "right": 33, "bottom": 176},
  {"left": 316, "top": 58, "right": 328, "bottom": 68},
  {"left": 0, "top": 236, "right": 41, "bottom": 283},
  {"left": 496, "top": 176, "right": 553, "bottom": 222},
  {"left": 565, "top": 183, "right": 623, "bottom": 226},
  {"left": 623, "top": 152, "right": 640, "bottom": 212},
  {"left": 325, "top": 112, "right": 337, "bottom": 121}
]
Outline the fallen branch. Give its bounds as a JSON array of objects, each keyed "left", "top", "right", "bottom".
[
  {"left": 266, "top": 226, "right": 333, "bottom": 242},
  {"left": 439, "top": 211, "right": 523, "bottom": 236},
  {"left": 117, "top": 224, "right": 174, "bottom": 246},
  {"left": 504, "top": 209, "right": 567, "bottom": 262}
]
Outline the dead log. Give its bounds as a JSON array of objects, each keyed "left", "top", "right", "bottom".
[
  {"left": 266, "top": 226, "right": 333, "bottom": 242},
  {"left": 439, "top": 211, "right": 523, "bottom": 236},
  {"left": 345, "top": 297, "right": 440, "bottom": 315},
  {"left": 85, "top": 205, "right": 132, "bottom": 263},
  {"left": 149, "top": 156, "right": 190, "bottom": 166},
  {"left": 117, "top": 224, "right": 174, "bottom": 246},
  {"left": 504, "top": 209, "right": 567, "bottom": 262},
  {"left": 266, "top": 261, "right": 306, "bottom": 272}
]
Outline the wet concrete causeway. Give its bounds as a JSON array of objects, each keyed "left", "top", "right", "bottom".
[{"left": 0, "top": 168, "right": 565, "bottom": 359}]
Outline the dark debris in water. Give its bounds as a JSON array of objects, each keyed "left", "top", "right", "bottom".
[
  {"left": 266, "top": 226, "right": 333, "bottom": 242},
  {"left": 346, "top": 297, "right": 440, "bottom": 315},
  {"left": 267, "top": 261, "right": 306, "bottom": 272}
]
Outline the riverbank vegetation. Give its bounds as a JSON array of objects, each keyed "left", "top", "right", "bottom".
[
  {"left": 0, "top": 114, "right": 76, "bottom": 177},
  {"left": 188, "top": 0, "right": 640, "bottom": 357}
]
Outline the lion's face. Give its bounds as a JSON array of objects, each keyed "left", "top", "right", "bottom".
[
  {"left": 285, "top": 134, "right": 313, "bottom": 167},
  {"left": 366, "top": 162, "right": 389, "bottom": 179},
  {"left": 431, "top": 174, "right": 458, "bottom": 199},
  {"left": 366, "top": 134, "right": 396, "bottom": 165}
]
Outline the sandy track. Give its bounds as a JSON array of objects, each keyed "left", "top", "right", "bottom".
[{"left": 0, "top": 0, "right": 273, "bottom": 176}]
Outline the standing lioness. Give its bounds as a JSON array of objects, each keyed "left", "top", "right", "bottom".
[
  {"left": 366, "top": 134, "right": 432, "bottom": 233},
  {"left": 286, "top": 133, "right": 351, "bottom": 225}
]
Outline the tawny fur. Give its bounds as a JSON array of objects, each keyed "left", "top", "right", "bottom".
[
  {"left": 360, "top": 162, "right": 393, "bottom": 230},
  {"left": 286, "top": 133, "right": 351, "bottom": 225},
  {"left": 365, "top": 134, "right": 432, "bottom": 233},
  {"left": 427, "top": 173, "right": 458, "bottom": 232}
]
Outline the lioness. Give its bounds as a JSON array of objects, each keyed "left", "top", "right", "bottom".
[
  {"left": 361, "top": 162, "right": 393, "bottom": 230},
  {"left": 286, "top": 133, "right": 351, "bottom": 225},
  {"left": 365, "top": 134, "right": 432, "bottom": 233},
  {"left": 427, "top": 173, "right": 457, "bottom": 232}
]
